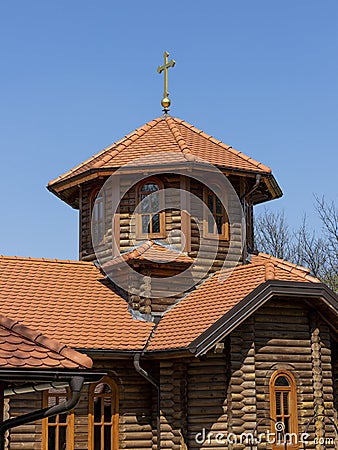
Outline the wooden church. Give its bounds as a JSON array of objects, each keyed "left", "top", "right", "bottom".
[{"left": 0, "top": 53, "right": 337, "bottom": 450}]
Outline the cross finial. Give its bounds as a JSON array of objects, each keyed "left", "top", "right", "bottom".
[{"left": 157, "top": 51, "right": 176, "bottom": 113}]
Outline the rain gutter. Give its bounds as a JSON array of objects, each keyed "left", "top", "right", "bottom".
[
  {"left": 0, "top": 376, "right": 84, "bottom": 450},
  {"left": 0, "top": 370, "right": 105, "bottom": 450}
]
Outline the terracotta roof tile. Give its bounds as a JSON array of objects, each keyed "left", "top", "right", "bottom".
[
  {"left": 48, "top": 116, "right": 272, "bottom": 190},
  {"left": 0, "top": 252, "right": 319, "bottom": 355},
  {"left": 147, "top": 253, "right": 320, "bottom": 351},
  {"left": 0, "top": 313, "right": 92, "bottom": 369},
  {"left": 0, "top": 256, "right": 154, "bottom": 351}
]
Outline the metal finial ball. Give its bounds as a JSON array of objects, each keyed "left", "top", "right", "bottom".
[{"left": 161, "top": 97, "right": 171, "bottom": 109}]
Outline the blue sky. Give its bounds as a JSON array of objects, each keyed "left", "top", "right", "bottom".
[{"left": 0, "top": 0, "right": 337, "bottom": 259}]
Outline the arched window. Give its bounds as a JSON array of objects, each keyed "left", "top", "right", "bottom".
[
  {"left": 42, "top": 387, "right": 74, "bottom": 450},
  {"left": 92, "top": 190, "right": 104, "bottom": 245},
  {"left": 203, "top": 188, "right": 229, "bottom": 239},
  {"left": 88, "top": 377, "right": 118, "bottom": 450},
  {"left": 137, "top": 180, "right": 165, "bottom": 238},
  {"left": 270, "top": 371, "right": 298, "bottom": 449}
]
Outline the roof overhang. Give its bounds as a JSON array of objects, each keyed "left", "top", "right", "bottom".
[
  {"left": 189, "top": 281, "right": 338, "bottom": 357},
  {"left": 48, "top": 163, "right": 281, "bottom": 209}
]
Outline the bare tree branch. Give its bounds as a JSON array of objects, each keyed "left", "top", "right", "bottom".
[
  {"left": 254, "top": 197, "right": 337, "bottom": 293},
  {"left": 254, "top": 209, "right": 293, "bottom": 261}
]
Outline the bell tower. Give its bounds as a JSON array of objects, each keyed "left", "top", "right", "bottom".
[{"left": 47, "top": 53, "right": 282, "bottom": 320}]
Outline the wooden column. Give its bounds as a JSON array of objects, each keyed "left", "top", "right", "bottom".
[
  {"left": 112, "top": 175, "right": 120, "bottom": 258},
  {"left": 187, "top": 351, "right": 228, "bottom": 449},
  {"left": 160, "top": 360, "right": 188, "bottom": 450},
  {"left": 310, "top": 312, "right": 326, "bottom": 450},
  {"left": 78, "top": 185, "right": 83, "bottom": 260},
  {"left": 180, "top": 176, "right": 191, "bottom": 253},
  {"left": 228, "top": 318, "right": 256, "bottom": 448},
  {"left": 310, "top": 312, "right": 336, "bottom": 450},
  {"left": 0, "top": 383, "right": 3, "bottom": 428}
]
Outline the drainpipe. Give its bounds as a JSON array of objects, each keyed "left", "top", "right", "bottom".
[
  {"left": 134, "top": 353, "right": 161, "bottom": 450},
  {"left": 240, "top": 174, "right": 261, "bottom": 261},
  {"left": 240, "top": 174, "right": 262, "bottom": 202},
  {"left": 0, "top": 375, "right": 84, "bottom": 450}
]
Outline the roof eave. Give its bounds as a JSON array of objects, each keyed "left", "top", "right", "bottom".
[
  {"left": 48, "top": 164, "right": 277, "bottom": 206},
  {"left": 80, "top": 348, "right": 193, "bottom": 359},
  {"left": 263, "top": 174, "right": 283, "bottom": 201}
]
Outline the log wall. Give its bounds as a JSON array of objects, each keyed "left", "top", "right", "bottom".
[
  {"left": 7, "top": 392, "right": 42, "bottom": 449},
  {"left": 155, "top": 298, "right": 338, "bottom": 449},
  {"left": 233, "top": 298, "right": 336, "bottom": 450},
  {"left": 79, "top": 173, "right": 247, "bottom": 318},
  {"left": 6, "top": 298, "right": 338, "bottom": 449},
  {"left": 7, "top": 359, "right": 155, "bottom": 450},
  {"left": 186, "top": 351, "right": 229, "bottom": 449},
  {"left": 79, "top": 174, "right": 246, "bottom": 265},
  {"left": 160, "top": 360, "right": 188, "bottom": 450},
  {"left": 332, "top": 338, "right": 338, "bottom": 427}
]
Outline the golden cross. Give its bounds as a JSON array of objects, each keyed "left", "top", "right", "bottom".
[{"left": 157, "top": 51, "right": 176, "bottom": 112}]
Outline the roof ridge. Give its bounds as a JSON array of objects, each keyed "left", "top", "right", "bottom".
[
  {"left": 103, "top": 240, "right": 192, "bottom": 270},
  {"left": 172, "top": 117, "right": 272, "bottom": 173},
  {"left": 101, "top": 241, "right": 154, "bottom": 269},
  {"left": 151, "top": 241, "right": 189, "bottom": 255},
  {"left": 0, "top": 313, "right": 93, "bottom": 368},
  {"left": 256, "top": 252, "right": 310, "bottom": 273},
  {"left": 49, "top": 117, "right": 163, "bottom": 186},
  {"left": 215, "top": 256, "right": 319, "bottom": 283},
  {"left": 0, "top": 255, "right": 95, "bottom": 266},
  {"left": 215, "top": 261, "right": 266, "bottom": 275},
  {"left": 92, "top": 118, "right": 163, "bottom": 169},
  {"left": 165, "top": 116, "right": 195, "bottom": 162},
  {"left": 127, "top": 241, "right": 153, "bottom": 259},
  {"left": 254, "top": 253, "right": 321, "bottom": 283}
]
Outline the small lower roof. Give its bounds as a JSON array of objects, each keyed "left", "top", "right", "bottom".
[
  {"left": 102, "top": 240, "right": 193, "bottom": 271},
  {"left": 0, "top": 256, "right": 154, "bottom": 351},
  {"left": 146, "top": 253, "right": 321, "bottom": 352},
  {"left": 0, "top": 313, "right": 92, "bottom": 369}
]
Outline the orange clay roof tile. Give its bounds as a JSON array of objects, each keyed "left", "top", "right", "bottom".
[
  {"left": 49, "top": 116, "right": 271, "bottom": 188},
  {"left": 0, "top": 256, "right": 154, "bottom": 351},
  {"left": 147, "top": 253, "right": 320, "bottom": 351},
  {"left": 0, "top": 253, "right": 320, "bottom": 354},
  {"left": 0, "top": 313, "right": 92, "bottom": 369}
]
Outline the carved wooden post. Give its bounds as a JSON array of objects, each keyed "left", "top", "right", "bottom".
[
  {"left": 310, "top": 312, "right": 325, "bottom": 450},
  {"left": 229, "top": 319, "right": 256, "bottom": 449}
]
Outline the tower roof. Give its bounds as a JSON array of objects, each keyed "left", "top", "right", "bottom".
[{"left": 48, "top": 115, "right": 282, "bottom": 207}]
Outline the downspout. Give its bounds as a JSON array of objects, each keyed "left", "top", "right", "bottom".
[
  {"left": 0, "top": 375, "right": 84, "bottom": 450},
  {"left": 240, "top": 174, "right": 261, "bottom": 261},
  {"left": 240, "top": 174, "right": 262, "bottom": 202},
  {"left": 134, "top": 353, "right": 161, "bottom": 450}
]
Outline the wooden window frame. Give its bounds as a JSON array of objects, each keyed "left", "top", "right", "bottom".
[
  {"left": 270, "top": 370, "right": 299, "bottom": 450},
  {"left": 203, "top": 188, "right": 229, "bottom": 240},
  {"left": 88, "top": 377, "right": 119, "bottom": 450},
  {"left": 91, "top": 188, "right": 105, "bottom": 247},
  {"left": 136, "top": 178, "right": 166, "bottom": 239},
  {"left": 42, "top": 388, "right": 74, "bottom": 450}
]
